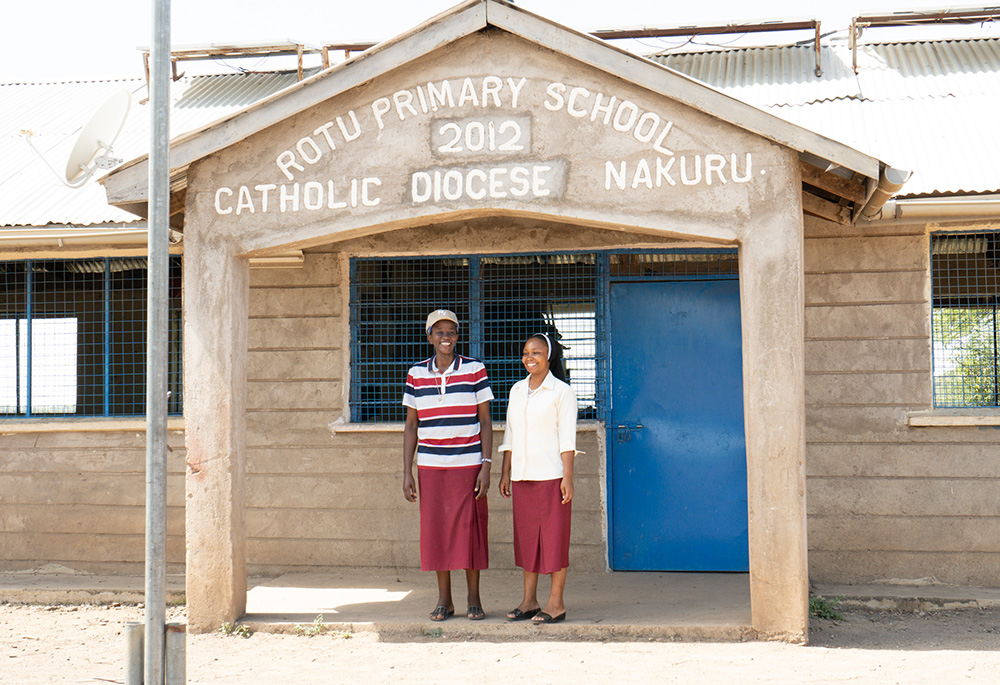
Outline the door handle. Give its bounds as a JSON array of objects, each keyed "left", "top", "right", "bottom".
[{"left": 614, "top": 422, "right": 643, "bottom": 443}]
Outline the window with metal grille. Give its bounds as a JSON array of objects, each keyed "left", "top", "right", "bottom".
[
  {"left": 931, "top": 231, "right": 1000, "bottom": 408},
  {"left": 349, "top": 249, "right": 738, "bottom": 422},
  {"left": 0, "top": 257, "right": 183, "bottom": 418}
]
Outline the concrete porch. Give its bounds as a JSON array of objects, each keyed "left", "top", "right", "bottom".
[{"left": 0, "top": 567, "right": 753, "bottom": 641}]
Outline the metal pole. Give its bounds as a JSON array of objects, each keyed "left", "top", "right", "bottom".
[{"left": 146, "top": 0, "right": 171, "bottom": 682}]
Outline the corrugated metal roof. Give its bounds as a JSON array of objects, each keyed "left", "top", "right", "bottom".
[
  {"left": 4, "top": 35, "right": 999, "bottom": 228},
  {"left": 0, "top": 71, "right": 307, "bottom": 228},
  {"left": 651, "top": 36, "right": 1000, "bottom": 196}
]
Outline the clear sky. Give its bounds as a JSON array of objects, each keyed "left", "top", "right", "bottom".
[{"left": 1, "top": 1, "right": 994, "bottom": 83}]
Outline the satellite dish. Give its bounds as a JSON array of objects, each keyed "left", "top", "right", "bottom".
[{"left": 64, "top": 89, "right": 132, "bottom": 186}]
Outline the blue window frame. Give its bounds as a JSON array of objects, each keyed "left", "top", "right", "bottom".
[
  {"left": 931, "top": 230, "right": 1000, "bottom": 408},
  {"left": 0, "top": 257, "right": 183, "bottom": 418},
  {"left": 349, "top": 249, "right": 738, "bottom": 422}
]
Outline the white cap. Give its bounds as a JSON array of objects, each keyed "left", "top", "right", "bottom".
[{"left": 425, "top": 309, "right": 459, "bottom": 333}]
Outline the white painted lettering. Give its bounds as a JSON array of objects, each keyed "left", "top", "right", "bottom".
[
  {"left": 362, "top": 177, "right": 381, "bottom": 206},
  {"left": 633, "top": 112, "right": 661, "bottom": 143},
  {"left": 732, "top": 153, "right": 752, "bottom": 183},
  {"left": 350, "top": 178, "right": 358, "bottom": 207},
  {"left": 705, "top": 154, "right": 727, "bottom": 185},
  {"left": 605, "top": 161, "right": 627, "bottom": 190},
  {"left": 303, "top": 181, "right": 324, "bottom": 210},
  {"left": 458, "top": 78, "right": 480, "bottom": 107},
  {"left": 443, "top": 169, "right": 463, "bottom": 200},
  {"left": 591, "top": 93, "right": 616, "bottom": 124},
  {"left": 427, "top": 80, "right": 455, "bottom": 111},
  {"left": 532, "top": 165, "right": 551, "bottom": 197},
  {"left": 567, "top": 87, "right": 590, "bottom": 118},
  {"left": 681, "top": 155, "right": 702, "bottom": 185},
  {"left": 276, "top": 150, "right": 304, "bottom": 181},
  {"left": 466, "top": 169, "right": 488, "bottom": 199},
  {"left": 313, "top": 122, "right": 337, "bottom": 151},
  {"left": 236, "top": 186, "right": 255, "bottom": 215},
  {"left": 613, "top": 100, "right": 639, "bottom": 132},
  {"left": 506, "top": 77, "right": 526, "bottom": 108},
  {"left": 336, "top": 111, "right": 362, "bottom": 142},
  {"left": 415, "top": 85, "right": 429, "bottom": 113},
  {"left": 296, "top": 136, "right": 322, "bottom": 164},
  {"left": 280, "top": 183, "right": 300, "bottom": 212},
  {"left": 489, "top": 167, "right": 509, "bottom": 198},
  {"left": 543, "top": 82, "right": 566, "bottom": 111},
  {"left": 393, "top": 89, "right": 419, "bottom": 120},
  {"left": 653, "top": 121, "right": 674, "bottom": 155},
  {"left": 509, "top": 166, "right": 530, "bottom": 197},
  {"left": 327, "top": 180, "right": 347, "bottom": 209},
  {"left": 656, "top": 157, "right": 676, "bottom": 187},
  {"left": 482, "top": 76, "right": 503, "bottom": 107},
  {"left": 372, "top": 97, "right": 392, "bottom": 130},
  {"left": 255, "top": 184, "right": 276, "bottom": 212},
  {"left": 412, "top": 172, "right": 432, "bottom": 203},
  {"left": 214, "top": 187, "right": 233, "bottom": 214},
  {"left": 631, "top": 159, "right": 653, "bottom": 189}
]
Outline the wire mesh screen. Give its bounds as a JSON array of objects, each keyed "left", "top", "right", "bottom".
[
  {"left": 931, "top": 231, "right": 999, "bottom": 408},
  {"left": 0, "top": 257, "right": 183, "bottom": 418},
  {"left": 610, "top": 250, "right": 739, "bottom": 279},
  {"left": 351, "top": 258, "right": 471, "bottom": 422},
  {"left": 482, "top": 254, "right": 598, "bottom": 421},
  {"left": 351, "top": 254, "right": 599, "bottom": 422}
]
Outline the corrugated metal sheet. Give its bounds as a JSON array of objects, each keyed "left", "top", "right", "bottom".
[
  {"left": 3, "top": 36, "right": 999, "bottom": 228},
  {"left": 651, "top": 37, "right": 1000, "bottom": 196},
  {"left": 0, "top": 71, "right": 306, "bottom": 227}
]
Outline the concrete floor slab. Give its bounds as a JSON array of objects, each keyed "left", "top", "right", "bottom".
[{"left": 241, "top": 569, "right": 754, "bottom": 641}]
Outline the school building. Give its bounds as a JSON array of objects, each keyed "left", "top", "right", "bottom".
[{"left": 2, "top": 1, "right": 999, "bottom": 642}]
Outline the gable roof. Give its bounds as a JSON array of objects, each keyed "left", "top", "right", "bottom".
[{"left": 103, "top": 0, "right": 895, "bottom": 225}]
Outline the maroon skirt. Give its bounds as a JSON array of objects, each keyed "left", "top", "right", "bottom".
[
  {"left": 417, "top": 465, "right": 489, "bottom": 571},
  {"left": 512, "top": 479, "right": 571, "bottom": 574}
]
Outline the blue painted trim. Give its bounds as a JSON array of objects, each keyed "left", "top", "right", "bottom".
[
  {"left": 104, "top": 258, "right": 111, "bottom": 416},
  {"left": 24, "top": 260, "right": 32, "bottom": 418},
  {"left": 469, "top": 257, "right": 483, "bottom": 362}
]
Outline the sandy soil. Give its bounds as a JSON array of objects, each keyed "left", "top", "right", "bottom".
[{"left": 2, "top": 603, "right": 999, "bottom": 684}]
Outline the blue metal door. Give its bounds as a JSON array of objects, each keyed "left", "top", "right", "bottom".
[{"left": 609, "top": 279, "right": 748, "bottom": 571}]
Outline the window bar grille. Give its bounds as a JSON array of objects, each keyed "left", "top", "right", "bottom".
[
  {"left": 25, "top": 260, "right": 33, "bottom": 418},
  {"left": 469, "top": 257, "right": 483, "bottom": 363},
  {"left": 104, "top": 257, "right": 111, "bottom": 416},
  {"left": 931, "top": 231, "right": 1000, "bottom": 408}
]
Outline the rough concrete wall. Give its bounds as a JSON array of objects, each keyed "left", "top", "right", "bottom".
[
  {"left": 804, "top": 218, "right": 1000, "bottom": 586},
  {"left": 0, "top": 431, "right": 186, "bottom": 574},
  {"left": 243, "top": 219, "right": 668, "bottom": 574}
]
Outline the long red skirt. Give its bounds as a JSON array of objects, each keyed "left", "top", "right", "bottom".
[
  {"left": 417, "top": 465, "right": 489, "bottom": 571},
  {"left": 512, "top": 479, "right": 571, "bottom": 574}
]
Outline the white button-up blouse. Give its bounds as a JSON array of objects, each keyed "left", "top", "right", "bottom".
[{"left": 498, "top": 371, "right": 578, "bottom": 481}]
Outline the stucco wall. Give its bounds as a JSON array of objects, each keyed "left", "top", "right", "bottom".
[
  {"left": 804, "top": 216, "right": 1000, "bottom": 586},
  {"left": 0, "top": 429, "right": 186, "bottom": 574}
]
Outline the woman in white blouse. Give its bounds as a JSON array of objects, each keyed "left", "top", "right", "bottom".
[{"left": 499, "top": 333, "right": 577, "bottom": 624}]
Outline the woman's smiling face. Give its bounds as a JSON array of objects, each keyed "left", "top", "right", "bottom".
[{"left": 522, "top": 336, "right": 550, "bottom": 377}]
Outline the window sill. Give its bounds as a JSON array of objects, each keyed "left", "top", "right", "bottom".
[
  {"left": 0, "top": 417, "right": 186, "bottom": 433},
  {"left": 907, "top": 409, "right": 1000, "bottom": 427},
  {"left": 330, "top": 419, "right": 605, "bottom": 434}
]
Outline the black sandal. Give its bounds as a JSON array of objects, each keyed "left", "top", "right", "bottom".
[
  {"left": 467, "top": 605, "right": 486, "bottom": 620},
  {"left": 506, "top": 607, "right": 540, "bottom": 621},
  {"left": 429, "top": 605, "right": 455, "bottom": 621}
]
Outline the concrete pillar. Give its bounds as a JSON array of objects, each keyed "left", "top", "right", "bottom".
[
  {"left": 183, "top": 235, "right": 249, "bottom": 633},
  {"left": 740, "top": 208, "right": 809, "bottom": 641}
]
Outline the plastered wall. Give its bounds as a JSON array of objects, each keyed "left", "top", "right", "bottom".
[{"left": 804, "top": 216, "right": 1000, "bottom": 586}]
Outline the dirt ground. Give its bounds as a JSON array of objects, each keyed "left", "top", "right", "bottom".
[{"left": 2, "top": 603, "right": 999, "bottom": 684}]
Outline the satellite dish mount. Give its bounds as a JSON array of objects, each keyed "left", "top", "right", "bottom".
[{"left": 21, "top": 89, "right": 132, "bottom": 189}]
